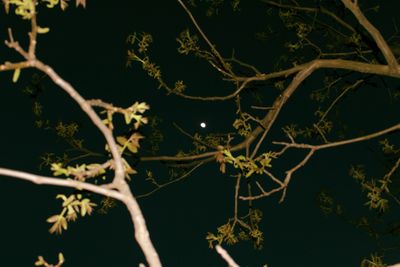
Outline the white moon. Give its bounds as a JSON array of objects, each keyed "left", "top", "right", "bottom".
[{"left": 200, "top": 122, "right": 206, "bottom": 128}]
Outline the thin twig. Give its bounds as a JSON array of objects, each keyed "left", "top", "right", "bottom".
[
  {"left": 136, "top": 162, "right": 204, "bottom": 199},
  {"left": 318, "top": 79, "right": 364, "bottom": 124},
  {"left": 177, "top": 0, "right": 235, "bottom": 77},
  {"left": 262, "top": 0, "right": 356, "bottom": 33}
]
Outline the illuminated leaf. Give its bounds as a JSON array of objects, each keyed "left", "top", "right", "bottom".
[
  {"left": 37, "top": 27, "right": 50, "bottom": 34},
  {"left": 60, "top": 0, "right": 68, "bottom": 10},
  {"left": 117, "top": 136, "right": 128, "bottom": 146},
  {"left": 43, "top": 0, "right": 59, "bottom": 8},
  {"left": 12, "top": 68, "right": 21, "bottom": 83},
  {"left": 75, "top": 0, "right": 86, "bottom": 8},
  {"left": 58, "top": 253, "right": 65, "bottom": 262},
  {"left": 34, "top": 256, "right": 45, "bottom": 266},
  {"left": 46, "top": 214, "right": 60, "bottom": 223}
]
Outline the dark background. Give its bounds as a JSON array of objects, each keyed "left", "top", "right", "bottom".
[{"left": 0, "top": 1, "right": 399, "bottom": 266}]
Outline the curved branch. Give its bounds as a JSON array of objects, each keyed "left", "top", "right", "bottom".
[
  {"left": 0, "top": 168, "right": 125, "bottom": 201},
  {"left": 173, "top": 78, "right": 254, "bottom": 101},
  {"left": 32, "top": 60, "right": 125, "bottom": 185},
  {"left": 341, "top": 0, "right": 398, "bottom": 69},
  {"left": 168, "top": 58, "right": 400, "bottom": 102},
  {"left": 30, "top": 60, "right": 162, "bottom": 267},
  {"left": 142, "top": 58, "right": 400, "bottom": 163},
  {"left": 215, "top": 245, "right": 240, "bottom": 267},
  {"left": 1, "top": 21, "right": 161, "bottom": 266},
  {"left": 250, "top": 63, "right": 318, "bottom": 158},
  {"left": 136, "top": 162, "right": 204, "bottom": 199}
]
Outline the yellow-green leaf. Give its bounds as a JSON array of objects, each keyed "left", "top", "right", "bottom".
[
  {"left": 46, "top": 214, "right": 60, "bottom": 223},
  {"left": 34, "top": 256, "right": 44, "bottom": 266},
  {"left": 12, "top": 68, "right": 21, "bottom": 83},
  {"left": 37, "top": 27, "right": 50, "bottom": 34},
  {"left": 61, "top": 217, "right": 68, "bottom": 230},
  {"left": 126, "top": 143, "right": 138, "bottom": 153},
  {"left": 116, "top": 136, "right": 128, "bottom": 146},
  {"left": 58, "top": 253, "right": 65, "bottom": 262}
]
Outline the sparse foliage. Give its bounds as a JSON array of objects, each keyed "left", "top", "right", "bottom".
[{"left": 1, "top": 0, "right": 400, "bottom": 266}]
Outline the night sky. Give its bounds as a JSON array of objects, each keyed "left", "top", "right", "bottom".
[{"left": 0, "top": 1, "right": 400, "bottom": 266}]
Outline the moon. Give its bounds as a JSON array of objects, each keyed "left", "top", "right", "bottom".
[{"left": 200, "top": 122, "right": 206, "bottom": 128}]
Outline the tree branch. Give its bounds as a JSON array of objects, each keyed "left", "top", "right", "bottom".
[
  {"left": 341, "top": 0, "right": 398, "bottom": 69},
  {"left": 176, "top": 0, "right": 234, "bottom": 77},
  {"left": 215, "top": 245, "right": 240, "bottom": 267}
]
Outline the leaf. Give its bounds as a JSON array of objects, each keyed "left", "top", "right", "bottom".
[
  {"left": 127, "top": 133, "right": 144, "bottom": 153},
  {"left": 60, "top": 0, "right": 68, "bottom": 10},
  {"left": 56, "top": 194, "right": 67, "bottom": 201},
  {"left": 124, "top": 113, "right": 132, "bottom": 124},
  {"left": 37, "top": 27, "right": 50, "bottom": 34},
  {"left": 34, "top": 256, "right": 45, "bottom": 266},
  {"left": 61, "top": 217, "right": 68, "bottom": 230},
  {"left": 75, "top": 0, "right": 86, "bottom": 8},
  {"left": 80, "top": 203, "right": 87, "bottom": 216},
  {"left": 116, "top": 136, "right": 128, "bottom": 146},
  {"left": 58, "top": 253, "right": 65, "bottom": 262},
  {"left": 59, "top": 194, "right": 75, "bottom": 207},
  {"left": 12, "top": 68, "right": 21, "bottom": 83},
  {"left": 46, "top": 214, "right": 60, "bottom": 223},
  {"left": 134, "top": 102, "right": 150, "bottom": 113},
  {"left": 43, "top": 0, "right": 59, "bottom": 8},
  {"left": 80, "top": 198, "right": 96, "bottom": 216}
]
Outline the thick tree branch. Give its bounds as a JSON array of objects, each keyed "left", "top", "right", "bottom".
[
  {"left": 1, "top": 18, "right": 161, "bottom": 267},
  {"left": 31, "top": 62, "right": 161, "bottom": 267},
  {"left": 341, "top": 0, "right": 398, "bottom": 69},
  {"left": 142, "top": 57, "right": 400, "bottom": 166},
  {"left": 0, "top": 168, "right": 124, "bottom": 200},
  {"left": 215, "top": 245, "right": 240, "bottom": 267}
]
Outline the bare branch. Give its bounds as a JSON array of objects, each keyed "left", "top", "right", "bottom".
[
  {"left": 273, "top": 123, "right": 400, "bottom": 151},
  {"left": 215, "top": 245, "right": 240, "bottom": 267},
  {"left": 250, "top": 63, "right": 318, "bottom": 158},
  {"left": 172, "top": 77, "right": 256, "bottom": 101},
  {"left": 136, "top": 162, "right": 204, "bottom": 199},
  {"left": 317, "top": 79, "right": 365, "bottom": 124},
  {"left": 0, "top": 167, "right": 124, "bottom": 201},
  {"left": 382, "top": 156, "right": 400, "bottom": 183},
  {"left": 341, "top": 0, "right": 398, "bottom": 69}
]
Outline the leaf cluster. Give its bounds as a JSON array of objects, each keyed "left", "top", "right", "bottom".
[
  {"left": 51, "top": 162, "right": 106, "bottom": 181},
  {"left": 3, "top": 0, "right": 86, "bottom": 20},
  {"left": 349, "top": 165, "right": 391, "bottom": 213},
  {"left": 316, "top": 190, "right": 343, "bottom": 216},
  {"left": 126, "top": 32, "right": 188, "bottom": 95},
  {"left": 46, "top": 194, "right": 96, "bottom": 234},
  {"left": 221, "top": 149, "right": 276, "bottom": 178},
  {"left": 206, "top": 209, "right": 264, "bottom": 249}
]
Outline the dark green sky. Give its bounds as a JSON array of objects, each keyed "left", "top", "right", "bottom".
[{"left": 0, "top": 1, "right": 399, "bottom": 266}]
